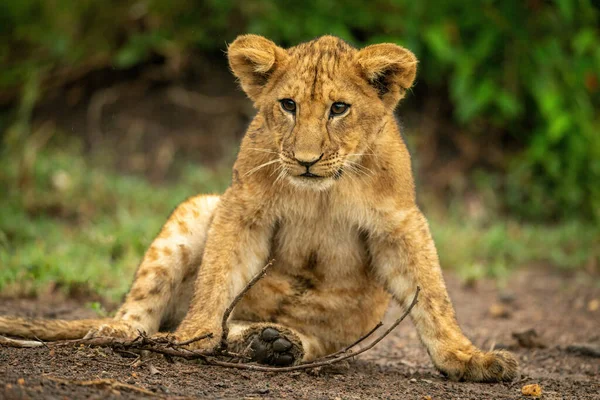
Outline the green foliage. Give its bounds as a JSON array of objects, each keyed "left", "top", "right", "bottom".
[
  {"left": 86, "top": 301, "right": 108, "bottom": 317},
  {"left": 1, "top": 0, "right": 599, "bottom": 221}
]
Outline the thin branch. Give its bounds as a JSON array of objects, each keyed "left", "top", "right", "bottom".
[
  {"left": 218, "top": 259, "right": 275, "bottom": 352},
  {"left": 566, "top": 343, "right": 600, "bottom": 358},
  {"left": 200, "top": 287, "right": 420, "bottom": 372},
  {"left": 321, "top": 321, "right": 384, "bottom": 360},
  {"left": 168, "top": 333, "right": 213, "bottom": 347},
  {"left": 48, "top": 335, "right": 214, "bottom": 360},
  {"left": 33, "top": 335, "right": 51, "bottom": 350},
  {"left": 0, "top": 335, "right": 44, "bottom": 348},
  {"left": 1, "top": 259, "right": 419, "bottom": 375}
]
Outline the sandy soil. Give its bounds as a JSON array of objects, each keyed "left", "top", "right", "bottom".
[{"left": 1, "top": 267, "right": 599, "bottom": 399}]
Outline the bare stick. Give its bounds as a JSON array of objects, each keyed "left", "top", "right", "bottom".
[
  {"left": 48, "top": 335, "right": 214, "bottom": 360},
  {"left": 5, "top": 288, "right": 419, "bottom": 372},
  {"left": 566, "top": 343, "right": 600, "bottom": 358},
  {"left": 218, "top": 259, "right": 275, "bottom": 352},
  {"left": 0, "top": 335, "right": 44, "bottom": 348},
  {"left": 167, "top": 333, "right": 213, "bottom": 347},
  {"left": 321, "top": 321, "right": 384, "bottom": 360},
  {"left": 201, "top": 287, "right": 420, "bottom": 372},
  {"left": 174, "top": 333, "right": 213, "bottom": 346},
  {"left": 2, "top": 263, "right": 419, "bottom": 374}
]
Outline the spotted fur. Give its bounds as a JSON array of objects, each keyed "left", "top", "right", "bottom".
[{"left": 0, "top": 35, "right": 517, "bottom": 382}]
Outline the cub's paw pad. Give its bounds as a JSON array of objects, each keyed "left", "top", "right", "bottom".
[
  {"left": 272, "top": 338, "right": 292, "bottom": 352},
  {"left": 248, "top": 328, "right": 296, "bottom": 367},
  {"left": 261, "top": 328, "right": 280, "bottom": 342}
]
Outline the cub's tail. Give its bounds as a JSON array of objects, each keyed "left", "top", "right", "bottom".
[{"left": 0, "top": 316, "right": 110, "bottom": 341}]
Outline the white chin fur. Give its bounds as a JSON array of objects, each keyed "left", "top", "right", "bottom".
[{"left": 286, "top": 176, "right": 335, "bottom": 191}]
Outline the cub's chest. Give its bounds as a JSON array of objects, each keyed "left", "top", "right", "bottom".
[{"left": 270, "top": 213, "right": 369, "bottom": 281}]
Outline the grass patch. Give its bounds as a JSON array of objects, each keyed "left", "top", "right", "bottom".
[
  {"left": 430, "top": 213, "right": 598, "bottom": 285},
  {"left": 422, "top": 183, "right": 599, "bottom": 284},
  {"left": 0, "top": 140, "right": 230, "bottom": 302},
  {"left": 0, "top": 141, "right": 597, "bottom": 301}
]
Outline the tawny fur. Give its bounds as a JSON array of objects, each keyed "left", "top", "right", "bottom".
[{"left": 0, "top": 35, "right": 517, "bottom": 382}]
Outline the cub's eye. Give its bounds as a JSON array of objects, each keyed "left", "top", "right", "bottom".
[
  {"left": 330, "top": 102, "right": 350, "bottom": 116},
  {"left": 280, "top": 99, "right": 296, "bottom": 113}
]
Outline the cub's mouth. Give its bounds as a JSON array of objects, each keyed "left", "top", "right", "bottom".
[
  {"left": 294, "top": 168, "right": 344, "bottom": 181},
  {"left": 286, "top": 167, "right": 344, "bottom": 191},
  {"left": 299, "top": 172, "right": 323, "bottom": 179}
]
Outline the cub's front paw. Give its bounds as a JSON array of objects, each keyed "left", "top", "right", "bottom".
[
  {"left": 438, "top": 348, "right": 518, "bottom": 382},
  {"left": 246, "top": 327, "right": 302, "bottom": 367},
  {"left": 84, "top": 321, "right": 145, "bottom": 340}
]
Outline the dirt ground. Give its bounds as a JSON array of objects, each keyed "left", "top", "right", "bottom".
[{"left": 1, "top": 267, "right": 599, "bottom": 400}]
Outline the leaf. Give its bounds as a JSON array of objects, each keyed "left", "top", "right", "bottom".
[
  {"left": 521, "top": 383, "right": 542, "bottom": 397},
  {"left": 424, "top": 24, "right": 456, "bottom": 63}
]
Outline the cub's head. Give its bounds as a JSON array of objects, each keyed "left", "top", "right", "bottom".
[{"left": 228, "top": 35, "right": 417, "bottom": 190}]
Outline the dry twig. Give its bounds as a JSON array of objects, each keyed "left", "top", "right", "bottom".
[
  {"left": 219, "top": 260, "right": 274, "bottom": 352},
  {"left": 51, "top": 334, "right": 214, "bottom": 360},
  {"left": 1, "top": 260, "right": 420, "bottom": 373},
  {"left": 566, "top": 343, "right": 600, "bottom": 358},
  {"left": 0, "top": 335, "right": 44, "bottom": 348},
  {"left": 197, "top": 287, "right": 420, "bottom": 372},
  {"left": 322, "top": 321, "right": 384, "bottom": 360}
]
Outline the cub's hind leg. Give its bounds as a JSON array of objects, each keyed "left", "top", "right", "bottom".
[
  {"left": 227, "top": 321, "right": 327, "bottom": 366},
  {"left": 85, "top": 194, "right": 220, "bottom": 339}
]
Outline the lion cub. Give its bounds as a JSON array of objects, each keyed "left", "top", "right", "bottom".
[{"left": 0, "top": 35, "right": 517, "bottom": 382}]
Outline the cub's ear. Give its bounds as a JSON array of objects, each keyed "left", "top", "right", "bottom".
[
  {"left": 355, "top": 43, "right": 418, "bottom": 109},
  {"left": 228, "top": 34, "right": 288, "bottom": 102}
]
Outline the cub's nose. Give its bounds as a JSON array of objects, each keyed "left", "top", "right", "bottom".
[{"left": 294, "top": 153, "right": 323, "bottom": 168}]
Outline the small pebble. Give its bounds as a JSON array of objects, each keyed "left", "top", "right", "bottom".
[
  {"left": 498, "top": 291, "right": 516, "bottom": 303},
  {"left": 489, "top": 303, "right": 511, "bottom": 318}
]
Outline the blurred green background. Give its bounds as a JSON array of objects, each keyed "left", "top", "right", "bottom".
[{"left": 1, "top": 0, "right": 598, "bottom": 301}]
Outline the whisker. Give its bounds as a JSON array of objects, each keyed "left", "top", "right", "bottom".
[
  {"left": 351, "top": 144, "right": 379, "bottom": 159},
  {"left": 346, "top": 159, "right": 371, "bottom": 169},
  {"left": 341, "top": 163, "right": 363, "bottom": 183},
  {"left": 345, "top": 160, "right": 374, "bottom": 176},
  {"left": 246, "top": 148, "right": 279, "bottom": 155},
  {"left": 269, "top": 163, "right": 286, "bottom": 178},
  {"left": 269, "top": 163, "right": 284, "bottom": 177},
  {"left": 365, "top": 143, "right": 378, "bottom": 157},
  {"left": 334, "top": 168, "right": 347, "bottom": 184},
  {"left": 347, "top": 158, "right": 373, "bottom": 171},
  {"left": 274, "top": 167, "right": 288, "bottom": 186},
  {"left": 345, "top": 163, "right": 372, "bottom": 182},
  {"left": 347, "top": 153, "right": 376, "bottom": 157},
  {"left": 244, "top": 159, "right": 280, "bottom": 177},
  {"left": 346, "top": 168, "right": 361, "bottom": 186}
]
